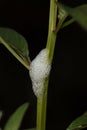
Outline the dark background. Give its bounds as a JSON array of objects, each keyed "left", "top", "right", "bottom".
[{"left": 0, "top": 0, "right": 87, "bottom": 130}]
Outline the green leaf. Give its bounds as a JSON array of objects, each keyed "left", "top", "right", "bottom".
[
  {"left": 4, "top": 103, "right": 29, "bottom": 130},
  {"left": 67, "top": 112, "right": 87, "bottom": 130},
  {"left": 0, "top": 28, "right": 29, "bottom": 56},
  {"left": 61, "top": 4, "right": 87, "bottom": 30},
  {"left": 0, "top": 27, "right": 30, "bottom": 70}
]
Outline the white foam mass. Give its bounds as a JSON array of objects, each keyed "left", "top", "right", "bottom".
[{"left": 29, "top": 48, "right": 51, "bottom": 97}]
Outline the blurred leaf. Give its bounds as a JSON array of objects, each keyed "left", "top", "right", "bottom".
[
  {"left": 67, "top": 112, "right": 87, "bottom": 130},
  {"left": 28, "top": 128, "right": 36, "bottom": 130},
  {"left": 62, "top": 18, "right": 75, "bottom": 28},
  {"left": 61, "top": 4, "right": 87, "bottom": 30},
  {"left": 0, "top": 110, "right": 3, "bottom": 121},
  {"left": 26, "top": 128, "right": 36, "bottom": 130},
  {"left": 0, "top": 28, "right": 30, "bottom": 70},
  {"left": 4, "top": 103, "right": 29, "bottom": 130}
]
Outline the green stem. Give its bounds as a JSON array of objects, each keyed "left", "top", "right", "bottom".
[
  {"left": 36, "top": 0, "right": 68, "bottom": 130},
  {"left": 0, "top": 37, "right": 30, "bottom": 70},
  {"left": 46, "top": 0, "right": 58, "bottom": 62},
  {"left": 36, "top": 0, "right": 57, "bottom": 130},
  {"left": 37, "top": 78, "right": 49, "bottom": 130}
]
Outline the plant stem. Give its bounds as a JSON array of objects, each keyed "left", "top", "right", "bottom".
[
  {"left": 0, "top": 37, "right": 30, "bottom": 70},
  {"left": 46, "top": 0, "right": 58, "bottom": 62},
  {"left": 37, "top": 78, "right": 49, "bottom": 130},
  {"left": 36, "top": 0, "right": 57, "bottom": 130},
  {"left": 36, "top": 0, "right": 68, "bottom": 130}
]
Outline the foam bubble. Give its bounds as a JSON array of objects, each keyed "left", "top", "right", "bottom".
[{"left": 29, "top": 48, "right": 51, "bottom": 97}]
